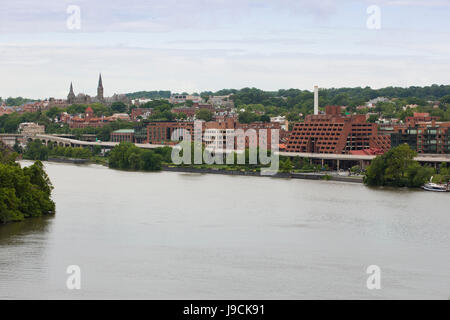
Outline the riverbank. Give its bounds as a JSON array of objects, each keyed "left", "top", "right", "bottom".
[
  {"left": 162, "top": 166, "right": 364, "bottom": 183},
  {"left": 38, "top": 159, "right": 365, "bottom": 183},
  {"left": 47, "top": 157, "right": 89, "bottom": 164},
  {"left": 45, "top": 156, "right": 108, "bottom": 165}
]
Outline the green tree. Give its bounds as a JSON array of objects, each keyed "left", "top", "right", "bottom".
[
  {"left": 259, "top": 114, "right": 271, "bottom": 122},
  {"left": 0, "top": 145, "right": 55, "bottom": 224},
  {"left": 23, "top": 140, "right": 48, "bottom": 161},
  {"left": 367, "top": 114, "right": 378, "bottom": 123},
  {"left": 238, "top": 111, "right": 258, "bottom": 124},
  {"left": 364, "top": 144, "right": 434, "bottom": 187},
  {"left": 111, "top": 102, "right": 127, "bottom": 113},
  {"left": 196, "top": 109, "right": 213, "bottom": 122},
  {"left": 280, "top": 158, "right": 293, "bottom": 173}
]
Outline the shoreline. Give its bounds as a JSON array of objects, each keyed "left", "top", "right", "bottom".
[
  {"left": 36, "top": 159, "right": 364, "bottom": 183},
  {"left": 162, "top": 166, "right": 364, "bottom": 183}
]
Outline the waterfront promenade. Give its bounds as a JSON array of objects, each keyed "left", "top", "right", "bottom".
[{"left": 1, "top": 133, "right": 450, "bottom": 170}]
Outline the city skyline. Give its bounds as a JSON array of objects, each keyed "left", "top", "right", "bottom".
[{"left": 1, "top": 0, "right": 450, "bottom": 99}]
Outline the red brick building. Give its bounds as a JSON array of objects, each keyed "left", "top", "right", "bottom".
[
  {"left": 286, "top": 106, "right": 390, "bottom": 154},
  {"left": 146, "top": 121, "right": 195, "bottom": 144},
  {"left": 131, "top": 108, "right": 153, "bottom": 121},
  {"left": 145, "top": 119, "right": 282, "bottom": 149},
  {"left": 110, "top": 129, "right": 135, "bottom": 143},
  {"left": 405, "top": 112, "right": 440, "bottom": 124}
]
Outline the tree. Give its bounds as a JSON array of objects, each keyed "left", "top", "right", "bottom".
[
  {"left": 141, "top": 150, "right": 162, "bottom": 171},
  {"left": 111, "top": 102, "right": 127, "bottom": 113},
  {"left": 196, "top": 109, "right": 213, "bottom": 122},
  {"left": 238, "top": 111, "right": 258, "bottom": 124},
  {"left": 367, "top": 114, "right": 378, "bottom": 123},
  {"left": 23, "top": 139, "right": 48, "bottom": 161},
  {"left": 176, "top": 112, "right": 187, "bottom": 120},
  {"left": 259, "top": 114, "right": 271, "bottom": 122},
  {"left": 280, "top": 158, "right": 293, "bottom": 173},
  {"left": 364, "top": 144, "right": 434, "bottom": 187},
  {"left": 108, "top": 142, "right": 162, "bottom": 171},
  {"left": 0, "top": 145, "right": 55, "bottom": 224},
  {"left": 45, "top": 107, "right": 62, "bottom": 120}
]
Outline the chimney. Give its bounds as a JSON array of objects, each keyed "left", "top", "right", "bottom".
[{"left": 314, "top": 85, "right": 319, "bottom": 115}]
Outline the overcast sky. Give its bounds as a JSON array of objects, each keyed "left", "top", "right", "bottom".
[{"left": 1, "top": 0, "right": 450, "bottom": 99}]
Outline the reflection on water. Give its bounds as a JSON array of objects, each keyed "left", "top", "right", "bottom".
[
  {"left": 0, "top": 216, "right": 53, "bottom": 244},
  {"left": 0, "top": 161, "right": 449, "bottom": 299}
]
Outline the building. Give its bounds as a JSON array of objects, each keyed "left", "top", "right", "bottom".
[
  {"left": 131, "top": 108, "right": 153, "bottom": 121},
  {"left": 110, "top": 113, "right": 130, "bottom": 121},
  {"left": 110, "top": 129, "right": 135, "bottom": 143},
  {"left": 390, "top": 120, "right": 450, "bottom": 154},
  {"left": 66, "top": 74, "right": 129, "bottom": 106},
  {"left": 18, "top": 122, "right": 45, "bottom": 135},
  {"left": 286, "top": 106, "right": 391, "bottom": 154},
  {"left": 67, "top": 74, "right": 104, "bottom": 104},
  {"left": 145, "top": 118, "right": 282, "bottom": 150},
  {"left": 171, "top": 104, "right": 214, "bottom": 119},
  {"left": 236, "top": 122, "right": 281, "bottom": 150},
  {"left": 209, "top": 95, "right": 234, "bottom": 108},
  {"left": 171, "top": 107, "right": 196, "bottom": 118},
  {"left": 270, "top": 115, "right": 288, "bottom": 130},
  {"left": 169, "top": 94, "right": 202, "bottom": 104},
  {"left": 68, "top": 106, "right": 109, "bottom": 128},
  {"left": 405, "top": 112, "right": 440, "bottom": 123},
  {"left": 146, "top": 121, "right": 195, "bottom": 144}
]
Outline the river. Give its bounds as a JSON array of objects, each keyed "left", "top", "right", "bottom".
[{"left": 0, "top": 161, "right": 449, "bottom": 299}]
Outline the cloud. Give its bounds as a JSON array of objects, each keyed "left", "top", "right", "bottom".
[
  {"left": 363, "top": 0, "right": 450, "bottom": 6},
  {"left": 1, "top": 43, "right": 449, "bottom": 98},
  {"left": 0, "top": 0, "right": 341, "bottom": 33}
]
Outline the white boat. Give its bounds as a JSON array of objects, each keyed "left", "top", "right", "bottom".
[
  {"left": 422, "top": 177, "right": 449, "bottom": 192},
  {"left": 422, "top": 183, "right": 448, "bottom": 192}
]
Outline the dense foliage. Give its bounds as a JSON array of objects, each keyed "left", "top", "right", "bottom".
[
  {"left": 0, "top": 96, "right": 36, "bottom": 106},
  {"left": 364, "top": 144, "right": 435, "bottom": 187},
  {"left": 0, "top": 142, "right": 55, "bottom": 224},
  {"left": 108, "top": 142, "right": 171, "bottom": 171},
  {"left": 125, "top": 91, "right": 171, "bottom": 100},
  {"left": 23, "top": 140, "right": 95, "bottom": 161},
  {"left": 195, "top": 109, "right": 213, "bottom": 122}
]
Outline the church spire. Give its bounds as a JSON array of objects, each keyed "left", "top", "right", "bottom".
[
  {"left": 68, "top": 82, "right": 75, "bottom": 103},
  {"left": 97, "top": 73, "right": 104, "bottom": 101}
]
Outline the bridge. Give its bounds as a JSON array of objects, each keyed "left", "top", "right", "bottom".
[
  {"left": 278, "top": 151, "right": 450, "bottom": 170},
  {"left": 33, "top": 134, "right": 168, "bottom": 150}
]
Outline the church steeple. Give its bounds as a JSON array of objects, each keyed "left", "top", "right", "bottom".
[
  {"left": 68, "top": 82, "right": 76, "bottom": 103},
  {"left": 97, "top": 73, "right": 104, "bottom": 101}
]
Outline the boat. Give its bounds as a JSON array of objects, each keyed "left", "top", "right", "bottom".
[{"left": 422, "top": 177, "right": 449, "bottom": 192}]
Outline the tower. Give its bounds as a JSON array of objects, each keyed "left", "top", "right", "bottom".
[
  {"left": 314, "top": 85, "right": 319, "bottom": 115},
  {"left": 68, "top": 82, "right": 76, "bottom": 104},
  {"left": 97, "top": 73, "right": 104, "bottom": 101}
]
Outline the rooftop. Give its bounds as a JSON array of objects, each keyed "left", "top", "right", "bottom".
[{"left": 113, "top": 129, "right": 135, "bottom": 133}]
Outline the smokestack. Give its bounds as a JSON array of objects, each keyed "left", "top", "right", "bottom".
[{"left": 314, "top": 85, "right": 319, "bottom": 115}]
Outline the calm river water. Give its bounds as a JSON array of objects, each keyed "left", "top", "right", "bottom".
[{"left": 0, "top": 161, "right": 449, "bottom": 299}]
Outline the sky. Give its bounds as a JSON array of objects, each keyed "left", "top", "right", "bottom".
[{"left": 0, "top": 0, "right": 450, "bottom": 99}]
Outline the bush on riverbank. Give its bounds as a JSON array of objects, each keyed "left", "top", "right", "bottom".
[
  {"left": 0, "top": 142, "right": 55, "bottom": 224},
  {"left": 108, "top": 142, "right": 162, "bottom": 171},
  {"left": 363, "top": 144, "right": 435, "bottom": 188}
]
